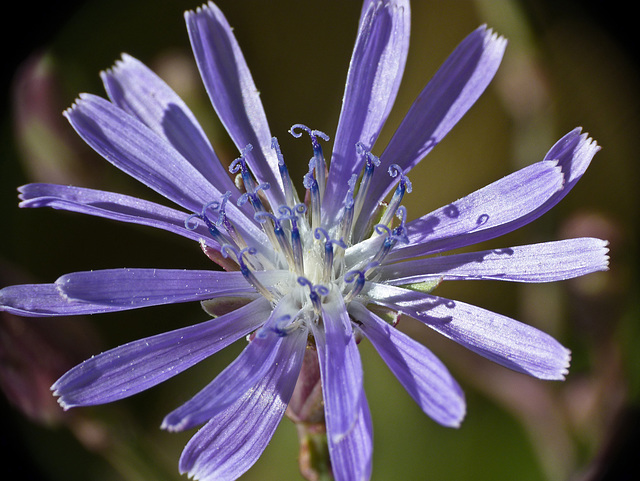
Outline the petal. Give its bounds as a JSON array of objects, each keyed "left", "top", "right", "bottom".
[
  {"left": 349, "top": 301, "right": 465, "bottom": 427},
  {"left": 185, "top": 3, "right": 284, "bottom": 207},
  {"left": 1, "top": 283, "right": 121, "bottom": 317},
  {"left": 52, "top": 297, "right": 272, "bottom": 407},
  {"left": 313, "top": 293, "right": 364, "bottom": 443},
  {"left": 357, "top": 25, "right": 506, "bottom": 234},
  {"left": 101, "top": 54, "right": 238, "bottom": 196},
  {"left": 64, "top": 94, "right": 263, "bottom": 244},
  {"left": 323, "top": 0, "right": 410, "bottom": 224},
  {"left": 545, "top": 128, "right": 600, "bottom": 195},
  {"left": 390, "top": 129, "right": 599, "bottom": 261},
  {"left": 364, "top": 284, "right": 571, "bottom": 380},
  {"left": 56, "top": 268, "right": 288, "bottom": 308},
  {"left": 328, "top": 388, "right": 373, "bottom": 481},
  {"left": 388, "top": 159, "right": 564, "bottom": 261},
  {"left": 381, "top": 238, "right": 610, "bottom": 284},
  {"left": 178, "top": 326, "right": 307, "bottom": 481},
  {"left": 162, "top": 297, "right": 300, "bottom": 432},
  {"left": 18, "top": 183, "right": 216, "bottom": 247}
]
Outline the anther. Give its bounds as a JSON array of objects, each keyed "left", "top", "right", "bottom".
[
  {"left": 304, "top": 165, "right": 321, "bottom": 232},
  {"left": 343, "top": 269, "right": 366, "bottom": 303},
  {"left": 185, "top": 201, "right": 232, "bottom": 248},
  {"left": 271, "top": 137, "right": 298, "bottom": 208},
  {"left": 222, "top": 245, "right": 275, "bottom": 302},
  {"left": 256, "top": 314, "right": 292, "bottom": 338},
  {"left": 314, "top": 228, "right": 347, "bottom": 282},
  {"left": 255, "top": 211, "right": 294, "bottom": 268},
  {"left": 279, "top": 205, "right": 306, "bottom": 276},
  {"left": 290, "top": 124, "right": 329, "bottom": 199},
  {"left": 297, "top": 277, "right": 329, "bottom": 314},
  {"left": 378, "top": 164, "right": 412, "bottom": 228},
  {"left": 217, "top": 191, "right": 247, "bottom": 250},
  {"left": 353, "top": 142, "right": 380, "bottom": 224},
  {"left": 339, "top": 174, "right": 358, "bottom": 245},
  {"left": 229, "top": 144, "right": 257, "bottom": 195}
]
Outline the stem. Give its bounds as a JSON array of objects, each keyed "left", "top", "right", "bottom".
[{"left": 297, "top": 422, "right": 333, "bottom": 481}]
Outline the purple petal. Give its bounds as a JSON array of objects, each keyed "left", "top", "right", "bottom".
[
  {"left": 388, "top": 159, "right": 564, "bottom": 261},
  {"left": 52, "top": 297, "right": 273, "bottom": 408},
  {"left": 101, "top": 54, "right": 238, "bottom": 196},
  {"left": 356, "top": 25, "right": 506, "bottom": 234},
  {"left": 381, "top": 238, "right": 610, "bottom": 284},
  {"left": 545, "top": 128, "right": 600, "bottom": 195},
  {"left": 328, "top": 389, "right": 373, "bottom": 481},
  {"left": 64, "top": 94, "right": 262, "bottom": 242},
  {"left": 185, "top": 3, "right": 284, "bottom": 207},
  {"left": 1, "top": 283, "right": 121, "bottom": 317},
  {"left": 2, "top": 268, "right": 287, "bottom": 318},
  {"left": 390, "top": 130, "right": 599, "bottom": 260},
  {"left": 313, "top": 294, "right": 364, "bottom": 443},
  {"left": 18, "top": 183, "right": 218, "bottom": 247},
  {"left": 350, "top": 301, "right": 465, "bottom": 427},
  {"left": 365, "top": 284, "right": 571, "bottom": 380},
  {"left": 56, "top": 268, "right": 288, "bottom": 308},
  {"left": 323, "top": 0, "right": 410, "bottom": 224},
  {"left": 178, "top": 326, "right": 307, "bottom": 481},
  {"left": 162, "top": 298, "right": 300, "bottom": 432}
]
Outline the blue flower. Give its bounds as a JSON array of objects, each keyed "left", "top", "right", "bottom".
[{"left": 1, "top": 1, "right": 608, "bottom": 480}]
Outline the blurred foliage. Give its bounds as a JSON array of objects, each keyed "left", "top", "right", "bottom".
[{"left": 1, "top": 1, "right": 638, "bottom": 480}]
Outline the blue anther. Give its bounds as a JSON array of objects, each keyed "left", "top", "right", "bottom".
[
  {"left": 298, "top": 277, "right": 330, "bottom": 312},
  {"left": 291, "top": 124, "right": 329, "bottom": 198},
  {"left": 391, "top": 206, "right": 409, "bottom": 244},
  {"left": 271, "top": 137, "right": 285, "bottom": 166},
  {"left": 229, "top": 144, "right": 258, "bottom": 195},
  {"left": 238, "top": 182, "right": 270, "bottom": 212},
  {"left": 229, "top": 144, "right": 254, "bottom": 174},
  {"left": 185, "top": 200, "right": 234, "bottom": 247},
  {"left": 388, "top": 164, "right": 412, "bottom": 193},
  {"left": 272, "top": 136, "right": 298, "bottom": 207},
  {"left": 256, "top": 314, "right": 292, "bottom": 338},
  {"left": 356, "top": 142, "right": 381, "bottom": 169},
  {"left": 221, "top": 245, "right": 274, "bottom": 301},
  {"left": 346, "top": 174, "right": 357, "bottom": 209},
  {"left": 289, "top": 124, "right": 330, "bottom": 143},
  {"left": 344, "top": 269, "right": 366, "bottom": 302}
]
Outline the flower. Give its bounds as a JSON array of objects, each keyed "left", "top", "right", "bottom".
[{"left": 1, "top": 1, "right": 608, "bottom": 480}]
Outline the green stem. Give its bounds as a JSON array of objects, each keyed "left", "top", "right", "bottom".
[{"left": 297, "top": 422, "right": 333, "bottom": 481}]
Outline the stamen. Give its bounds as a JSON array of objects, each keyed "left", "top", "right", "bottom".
[
  {"left": 353, "top": 142, "right": 380, "bottom": 224},
  {"left": 392, "top": 206, "right": 409, "bottom": 244},
  {"left": 222, "top": 245, "right": 275, "bottom": 303},
  {"left": 297, "top": 277, "right": 329, "bottom": 314},
  {"left": 279, "top": 205, "right": 306, "bottom": 276},
  {"left": 256, "top": 314, "right": 293, "bottom": 338},
  {"left": 185, "top": 201, "right": 232, "bottom": 248},
  {"left": 255, "top": 211, "right": 294, "bottom": 268},
  {"left": 314, "top": 228, "right": 347, "bottom": 282},
  {"left": 238, "top": 182, "right": 271, "bottom": 214},
  {"left": 217, "top": 191, "right": 247, "bottom": 250},
  {"left": 303, "top": 165, "right": 321, "bottom": 232},
  {"left": 339, "top": 174, "right": 358, "bottom": 245},
  {"left": 290, "top": 123, "right": 329, "bottom": 199},
  {"left": 271, "top": 137, "right": 298, "bottom": 207},
  {"left": 369, "top": 225, "right": 397, "bottom": 267},
  {"left": 343, "top": 269, "right": 366, "bottom": 303},
  {"left": 378, "top": 164, "right": 412, "bottom": 228},
  {"left": 229, "top": 144, "right": 257, "bottom": 195},
  {"left": 368, "top": 207, "right": 409, "bottom": 271}
]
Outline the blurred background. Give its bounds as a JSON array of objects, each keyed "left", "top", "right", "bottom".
[{"left": 1, "top": 0, "right": 638, "bottom": 480}]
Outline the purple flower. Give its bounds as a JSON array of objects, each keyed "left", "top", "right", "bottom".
[{"left": 1, "top": 1, "right": 608, "bottom": 480}]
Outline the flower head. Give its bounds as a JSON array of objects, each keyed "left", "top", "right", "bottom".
[{"left": 1, "top": 1, "right": 608, "bottom": 480}]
